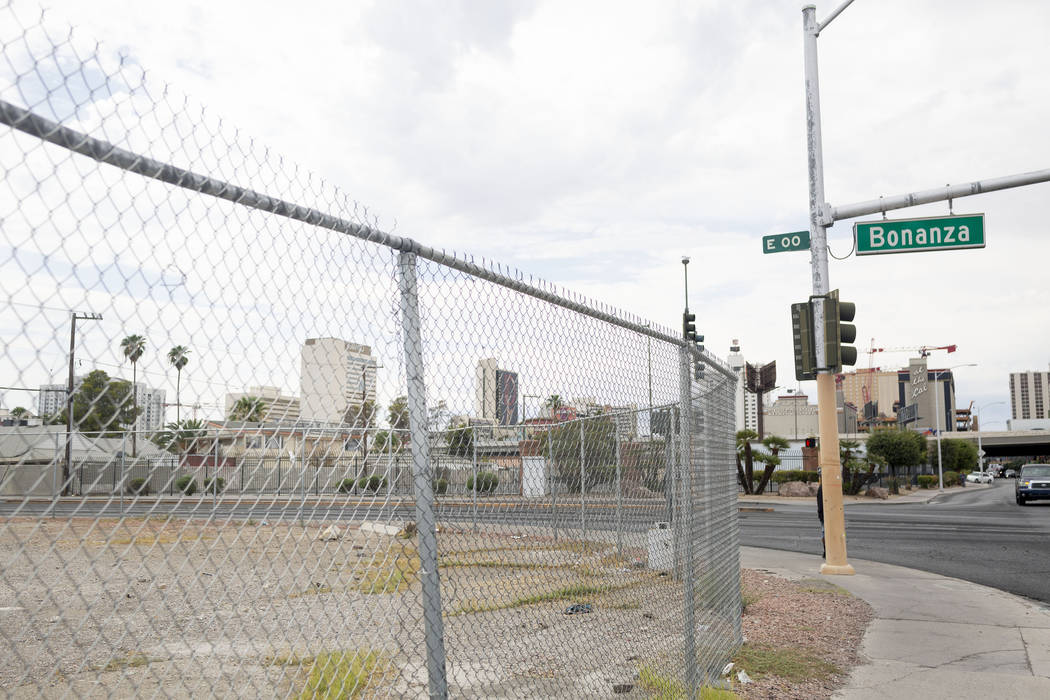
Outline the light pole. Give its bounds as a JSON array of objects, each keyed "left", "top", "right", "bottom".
[
  {"left": 933, "top": 363, "right": 977, "bottom": 490},
  {"left": 64, "top": 311, "right": 102, "bottom": 496},
  {"left": 975, "top": 401, "right": 1005, "bottom": 473}
]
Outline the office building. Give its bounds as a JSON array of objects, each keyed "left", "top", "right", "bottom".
[
  {"left": 300, "top": 338, "right": 377, "bottom": 425},
  {"left": 836, "top": 368, "right": 904, "bottom": 419},
  {"left": 897, "top": 360, "right": 957, "bottom": 433},
  {"left": 1009, "top": 368, "right": 1050, "bottom": 421},
  {"left": 475, "top": 358, "right": 518, "bottom": 425}
]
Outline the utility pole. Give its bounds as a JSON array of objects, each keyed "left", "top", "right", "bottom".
[
  {"left": 802, "top": 4, "right": 853, "bottom": 575},
  {"left": 64, "top": 311, "right": 103, "bottom": 496}
]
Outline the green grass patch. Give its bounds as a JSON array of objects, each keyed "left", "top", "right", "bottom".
[
  {"left": 638, "top": 666, "right": 738, "bottom": 699},
  {"left": 97, "top": 653, "right": 153, "bottom": 672},
  {"left": 741, "top": 590, "right": 761, "bottom": 613},
  {"left": 797, "top": 578, "right": 853, "bottom": 597},
  {"left": 733, "top": 643, "right": 841, "bottom": 681},
  {"left": 297, "top": 649, "right": 388, "bottom": 699}
]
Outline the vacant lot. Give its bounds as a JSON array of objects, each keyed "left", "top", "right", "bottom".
[{"left": 0, "top": 516, "right": 741, "bottom": 698}]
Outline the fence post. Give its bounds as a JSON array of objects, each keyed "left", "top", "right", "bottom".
[
  {"left": 615, "top": 430, "right": 622, "bottom": 559},
  {"left": 579, "top": 418, "right": 586, "bottom": 547},
  {"left": 679, "top": 346, "right": 698, "bottom": 695},
  {"left": 398, "top": 249, "right": 448, "bottom": 699},
  {"left": 471, "top": 426, "right": 478, "bottom": 533}
]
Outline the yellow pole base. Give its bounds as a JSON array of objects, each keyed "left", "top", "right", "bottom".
[{"left": 820, "top": 562, "right": 856, "bottom": 576}]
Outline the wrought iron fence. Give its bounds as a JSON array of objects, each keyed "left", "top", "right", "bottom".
[{"left": 0, "top": 3, "right": 740, "bottom": 697}]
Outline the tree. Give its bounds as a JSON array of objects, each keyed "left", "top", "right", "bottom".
[
  {"left": 387, "top": 395, "right": 409, "bottom": 432},
  {"left": 343, "top": 400, "right": 377, "bottom": 429},
  {"left": 544, "top": 394, "right": 564, "bottom": 416},
  {"left": 10, "top": 406, "right": 29, "bottom": 420},
  {"left": 372, "top": 429, "right": 403, "bottom": 453},
  {"left": 936, "top": 438, "right": 978, "bottom": 473},
  {"left": 167, "top": 345, "right": 191, "bottom": 422},
  {"left": 752, "top": 435, "right": 790, "bottom": 495},
  {"left": 544, "top": 416, "right": 616, "bottom": 493},
  {"left": 152, "top": 419, "right": 208, "bottom": 456},
  {"left": 120, "top": 334, "right": 146, "bottom": 456},
  {"left": 228, "top": 395, "right": 268, "bottom": 422},
  {"left": 736, "top": 430, "right": 788, "bottom": 495},
  {"left": 840, "top": 439, "right": 882, "bottom": 495},
  {"left": 735, "top": 429, "right": 759, "bottom": 494},
  {"left": 445, "top": 420, "right": 474, "bottom": 458},
  {"left": 51, "top": 369, "right": 138, "bottom": 437},
  {"left": 866, "top": 428, "right": 923, "bottom": 494}
]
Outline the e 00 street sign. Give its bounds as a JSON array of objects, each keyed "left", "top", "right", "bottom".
[
  {"left": 854, "top": 214, "right": 985, "bottom": 256},
  {"left": 763, "top": 230, "right": 810, "bottom": 254}
]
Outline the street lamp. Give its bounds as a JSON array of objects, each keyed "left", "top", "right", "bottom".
[
  {"left": 933, "top": 363, "right": 977, "bottom": 490},
  {"left": 975, "top": 401, "right": 1005, "bottom": 474}
]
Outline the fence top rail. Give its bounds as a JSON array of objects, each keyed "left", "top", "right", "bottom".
[{"left": 0, "top": 99, "right": 734, "bottom": 380}]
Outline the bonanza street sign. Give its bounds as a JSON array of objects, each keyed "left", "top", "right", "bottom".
[
  {"left": 854, "top": 214, "right": 985, "bottom": 256},
  {"left": 763, "top": 230, "right": 810, "bottom": 254}
]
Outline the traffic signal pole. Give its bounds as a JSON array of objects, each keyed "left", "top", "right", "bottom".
[{"left": 803, "top": 4, "right": 854, "bottom": 575}]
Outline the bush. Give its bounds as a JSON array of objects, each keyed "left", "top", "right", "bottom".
[
  {"left": 127, "top": 477, "right": 149, "bottom": 496},
  {"left": 467, "top": 471, "right": 499, "bottom": 493},
  {"left": 917, "top": 475, "right": 937, "bottom": 489},
  {"left": 175, "top": 475, "right": 198, "bottom": 495},
  {"left": 771, "top": 470, "right": 820, "bottom": 484},
  {"left": 433, "top": 477, "right": 449, "bottom": 495},
  {"left": 204, "top": 477, "right": 225, "bottom": 494},
  {"left": 357, "top": 475, "right": 387, "bottom": 494},
  {"left": 338, "top": 478, "right": 357, "bottom": 494},
  {"left": 943, "top": 471, "right": 960, "bottom": 487}
]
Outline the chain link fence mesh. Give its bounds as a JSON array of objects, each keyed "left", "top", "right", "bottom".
[{"left": 0, "top": 2, "right": 740, "bottom": 696}]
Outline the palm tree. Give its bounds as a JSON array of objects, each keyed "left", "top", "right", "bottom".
[
  {"left": 120, "top": 334, "right": 146, "bottom": 457},
  {"left": 229, "top": 395, "right": 267, "bottom": 422},
  {"left": 544, "top": 394, "right": 563, "bottom": 417},
  {"left": 10, "top": 406, "right": 29, "bottom": 420},
  {"left": 167, "top": 345, "right": 191, "bottom": 422}
]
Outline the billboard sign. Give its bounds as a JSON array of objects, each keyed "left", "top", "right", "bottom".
[{"left": 495, "top": 370, "right": 519, "bottom": 425}]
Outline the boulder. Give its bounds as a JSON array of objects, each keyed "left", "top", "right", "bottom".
[
  {"left": 807, "top": 483, "right": 820, "bottom": 496},
  {"left": 865, "top": 486, "right": 889, "bottom": 500},
  {"left": 778, "top": 481, "right": 812, "bottom": 498},
  {"left": 317, "top": 525, "right": 342, "bottom": 541}
]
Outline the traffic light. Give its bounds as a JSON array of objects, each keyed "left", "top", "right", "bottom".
[
  {"left": 791, "top": 301, "right": 817, "bottom": 381},
  {"left": 804, "top": 437, "right": 817, "bottom": 449},
  {"left": 682, "top": 311, "right": 696, "bottom": 342},
  {"left": 824, "top": 289, "right": 857, "bottom": 372}
]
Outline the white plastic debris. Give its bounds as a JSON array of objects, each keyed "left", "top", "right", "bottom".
[
  {"left": 317, "top": 525, "right": 342, "bottom": 541},
  {"left": 721, "top": 662, "right": 735, "bottom": 676},
  {"left": 736, "top": 669, "right": 752, "bottom": 684}
]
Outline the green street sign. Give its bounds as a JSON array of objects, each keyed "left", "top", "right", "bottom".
[
  {"left": 854, "top": 214, "right": 985, "bottom": 256},
  {"left": 763, "top": 230, "right": 810, "bottom": 254}
]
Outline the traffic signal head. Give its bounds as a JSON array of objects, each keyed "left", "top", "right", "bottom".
[
  {"left": 825, "top": 289, "right": 857, "bottom": 372},
  {"left": 682, "top": 311, "right": 697, "bottom": 342},
  {"left": 804, "top": 437, "right": 817, "bottom": 449},
  {"left": 791, "top": 302, "right": 817, "bottom": 381}
]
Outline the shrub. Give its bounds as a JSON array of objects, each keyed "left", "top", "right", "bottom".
[
  {"left": 943, "top": 471, "right": 960, "bottom": 487},
  {"left": 771, "top": 470, "right": 820, "bottom": 484},
  {"left": 204, "top": 476, "right": 225, "bottom": 494},
  {"left": 338, "top": 478, "right": 357, "bottom": 494},
  {"left": 917, "top": 475, "right": 937, "bottom": 489},
  {"left": 127, "top": 477, "right": 149, "bottom": 496},
  {"left": 357, "top": 475, "right": 387, "bottom": 494},
  {"left": 175, "top": 475, "right": 198, "bottom": 495},
  {"left": 467, "top": 471, "right": 499, "bottom": 493},
  {"left": 433, "top": 477, "right": 449, "bottom": 495}
]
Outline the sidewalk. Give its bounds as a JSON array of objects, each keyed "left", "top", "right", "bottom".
[
  {"left": 738, "top": 482, "right": 989, "bottom": 507},
  {"left": 741, "top": 546, "right": 1050, "bottom": 699}
]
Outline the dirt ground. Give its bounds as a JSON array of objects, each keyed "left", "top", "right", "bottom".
[{"left": 0, "top": 515, "right": 752, "bottom": 698}]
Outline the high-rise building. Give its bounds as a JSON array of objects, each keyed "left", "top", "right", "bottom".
[
  {"left": 837, "top": 367, "right": 906, "bottom": 419},
  {"left": 475, "top": 358, "right": 518, "bottom": 425},
  {"left": 1009, "top": 368, "right": 1050, "bottom": 421},
  {"left": 224, "top": 386, "right": 301, "bottom": 423},
  {"left": 39, "top": 377, "right": 165, "bottom": 433},
  {"left": 300, "top": 338, "right": 377, "bottom": 425},
  {"left": 898, "top": 361, "right": 957, "bottom": 433},
  {"left": 726, "top": 339, "right": 758, "bottom": 433}
]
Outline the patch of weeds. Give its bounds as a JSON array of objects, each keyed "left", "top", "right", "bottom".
[
  {"left": 297, "top": 649, "right": 389, "bottom": 699},
  {"left": 439, "top": 558, "right": 549, "bottom": 570},
  {"left": 454, "top": 577, "right": 650, "bottom": 615},
  {"left": 638, "top": 666, "right": 739, "bottom": 699},
  {"left": 97, "top": 653, "right": 153, "bottom": 672},
  {"left": 741, "top": 590, "right": 761, "bottom": 613},
  {"left": 265, "top": 652, "right": 315, "bottom": 666},
  {"left": 357, "top": 567, "right": 410, "bottom": 594},
  {"left": 733, "top": 643, "right": 841, "bottom": 681},
  {"left": 797, "top": 578, "right": 853, "bottom": 597}
]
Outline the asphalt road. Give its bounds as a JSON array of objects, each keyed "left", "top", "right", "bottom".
[{"left": 739, "top": 480, "right": 1050, "bottom": 604}]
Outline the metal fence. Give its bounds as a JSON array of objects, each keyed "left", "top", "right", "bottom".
[{"left": 0, "top": 4, "right": 740, "bottom": 697}]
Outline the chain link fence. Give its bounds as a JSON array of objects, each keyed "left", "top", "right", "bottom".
[{"left": 0, "top": 2, "right": 740, "bottom": 696}]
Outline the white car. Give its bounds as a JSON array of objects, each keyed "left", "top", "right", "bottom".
[{"left": 966, "top": 472, "right": 993, "bottom": 484}]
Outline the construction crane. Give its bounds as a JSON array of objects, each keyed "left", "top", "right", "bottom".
[{"left": 867, "top": 344, "right": 957, "bottom": 358}]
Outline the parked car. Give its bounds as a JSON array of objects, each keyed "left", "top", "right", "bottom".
[
  {"left": 1016, "top": 464, "right": 1050, "bottom": 505},
  {"left": 966, "top": 472, "right": 993, "bottom": 484}
]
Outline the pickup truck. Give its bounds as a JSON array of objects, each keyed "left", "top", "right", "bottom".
[{"left": 1016, "top": 464, "right": 1050, "bottom": 505}]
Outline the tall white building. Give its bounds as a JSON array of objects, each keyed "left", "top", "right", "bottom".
[
  {"left": 726, "top": 339, "right": 758, "bottom": 433},
  {"left": 475, "top": 358, "right": 518, "bottom": 425},
  {"left": 39, "top": 376, "right": 165, "bottom": 433},
  {"left": 225, "top": 385, "right": 301, "bottom": 423},
  {"left": 300, "top": 338, "right": 377, "bottom": 425},
  {"left": 1009, "top": 367, "right": 1050, "bottom": 421}
]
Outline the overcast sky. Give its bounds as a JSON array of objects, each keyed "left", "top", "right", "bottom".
[{"left": 6, "top": 0, "right": 1050, "bottom": 428}]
